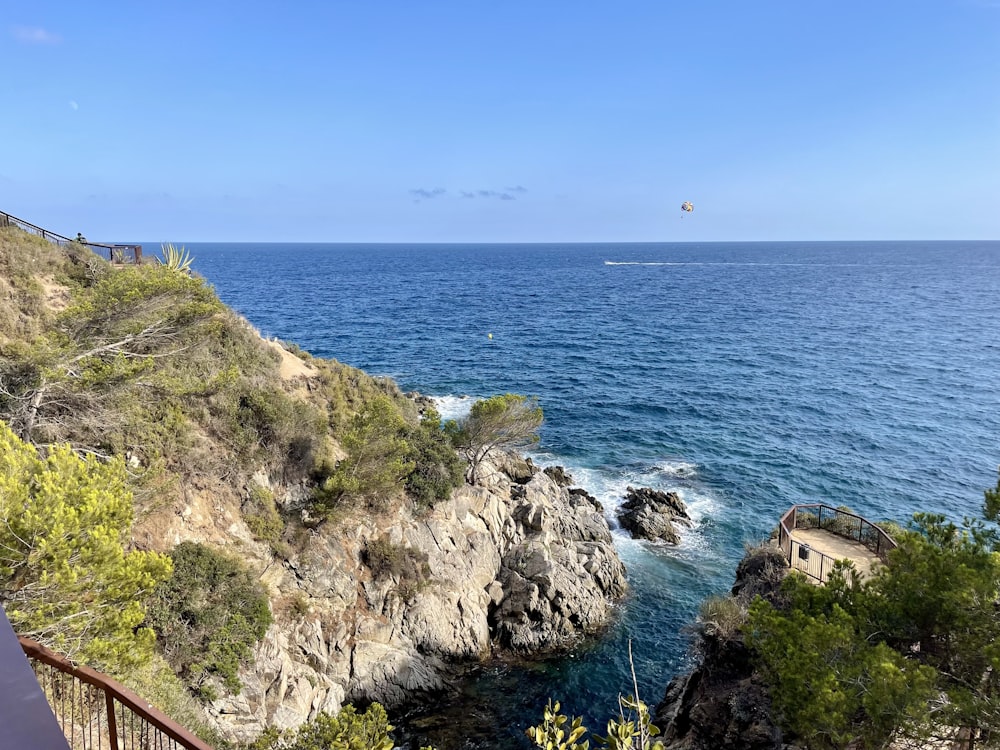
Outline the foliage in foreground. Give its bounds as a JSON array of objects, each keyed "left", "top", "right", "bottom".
[
  {"left": 527, "top": 695, "right": 664, "bottom": 750},
  {"left": 745, "top": 476, "right": 1000, "bottom": 749},
  {"left": 246, "top": 704, "right": 395, "bottom": 750},
  {"left": 0, "top": 421, "right": 172, "bottom": 673},
  {"left": 145, "top": 541, "right": 272, "bottom": 700}
]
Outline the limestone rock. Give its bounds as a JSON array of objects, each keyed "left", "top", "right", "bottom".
[
  {"left": 543, "top": 465, "right": 573, "bottom": 487},
  {"left": 491, "top": 471, "right": 627, "bottom": 652},
  {"left": 208, "top": 451, "right": 628, "bottom": 743}
]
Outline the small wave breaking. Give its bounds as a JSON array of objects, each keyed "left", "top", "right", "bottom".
[{"left": 429, "top": 394, "right": 476, "bottom": 422}]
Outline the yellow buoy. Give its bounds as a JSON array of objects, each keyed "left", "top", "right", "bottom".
[{"left": 488, "top": 333, "right": 493, "bottom": 340}]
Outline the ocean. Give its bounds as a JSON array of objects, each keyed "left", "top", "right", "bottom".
[{"left": 186, "top": 241, "right": 1000, "bottom": 748}]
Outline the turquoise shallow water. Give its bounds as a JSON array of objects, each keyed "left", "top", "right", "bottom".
[{"left": 187, "top": 241, "right": 1000, "bottom": 748}]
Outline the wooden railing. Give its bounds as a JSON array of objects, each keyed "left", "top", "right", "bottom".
[
  {"left": 0, "top": 209, "right": 142, "bottom": 264},
  {"left": 19, "top": 637, "right": 214, "bottom": 750},
  {"left": 778, "top": 503, "right": 897, "bottom": 583}
]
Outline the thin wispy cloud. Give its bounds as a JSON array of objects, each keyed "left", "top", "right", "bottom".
[
  {"left": 414, "top": 186, "right": 527, "bottom": 203},
  {"left": 69, "top": 100, "right": 79, "bottom": 111},
  {"left": 461, "top": 188, "right": 521, "bottom": 200},
  {"left": 12, "top": 26, "right": 62, "bottom": 44},
  {"left": 410, "top": 187, "right": 447, "bottom": 202}
]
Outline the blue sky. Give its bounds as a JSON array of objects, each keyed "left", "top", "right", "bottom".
[{"left": 3, "top": 1, "right": 998, "bottom": 242}]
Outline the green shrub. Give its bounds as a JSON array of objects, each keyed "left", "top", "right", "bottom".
[
  {"left": 364, "top": 537, "right": 407, "bottom": 579},
  {"left": 404, "top": 409, "right": 464, "bottom": 509},
  {"left": 526, "top": 695, "right": 664, "bottom": 750},
  {"left": 146, "top": 542, "right": 272, "bottom": 699},
  {"left": 122, "top": 654, "right": 223, "bottom": 746},
  {"left": 0, "top": 423, "right": 172, "bottom": 674},
  {"left": 244, "top": 485, "right": 284, "bottom": 545},
  {"left": 313, "top": 396, "right": 414, "bottom": 513},
  {"left": 364, "top": 537, "right": 431, "bottom": 601},
  {"left": 246, "top": 703, "right": 394, "bottom": 750}
]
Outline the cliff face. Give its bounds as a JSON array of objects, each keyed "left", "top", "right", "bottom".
[
  {"left": 655, "top": 545, "right": 792, "bottom": 750},
  {"left": 191, "top": 453, "right": 626, "bottom": 743}
]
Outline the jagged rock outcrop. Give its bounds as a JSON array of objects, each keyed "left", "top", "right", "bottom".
[
  {"left": 617, "top": 486, "right": 692, "bottom": 544},
  {"left": 205, "top": 453, "right": 627, "bottom": 743},
  {"left": 655, "top": 544, "right": 792, "bottom": 750}
]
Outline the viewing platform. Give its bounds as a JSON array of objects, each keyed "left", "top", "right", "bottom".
[
  {"left": 777, "top": 504, "right": 897, "bottom": 583},
  {"left": 0, "top": 209, "right": 143, "bottom": 264}
]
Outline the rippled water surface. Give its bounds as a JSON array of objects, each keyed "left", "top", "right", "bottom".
[{"left": 188, "top": 241, "right": 1000, "bottom": 748}]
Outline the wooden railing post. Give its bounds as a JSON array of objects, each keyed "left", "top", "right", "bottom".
[{"left": 106, "top": 691, "right": 119, "bottom": 747}]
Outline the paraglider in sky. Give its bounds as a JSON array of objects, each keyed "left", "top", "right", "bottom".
[{"left": 681, "top": 201, "right": 694, "bottom": 214}]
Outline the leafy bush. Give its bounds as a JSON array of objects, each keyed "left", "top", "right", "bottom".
[
  {"left": 364, "top": 537, "right": 431, "bottom": 601},
  {"left": 744, "top": 488, "right": 1000, "bottom": 750},
  {"left": 246, "top": 703, "right": 395, "bottom": 750},
  {"left": 225, "top": 388, "right": 325, "bottom": 473},
  {"left": 0, "top": 262, "right": 224, "bottom": 452},
  {"left": 746, "top": 577, "right": 937, "bottom": 750},
  {"left": 404, "top": 408, "right": 464, "bottom": 509},
  {"left": 146, "top": 541, "right": 272, "bottom": 699},
  {"left": 314, "top": 396, "right": 414, "bottom": 513},
  {"left": 312, "top": 361, "right": 410, "bottom": 435},
  {"left": 364, "top": 537, "right": 430, "bottom": 579},
  {"left": 122, "top": 654, "right": 224, "bottom": 746},
  {"left": 526, "top": 695, "right": 665, "bottom": 750},
  {"left": 244, "top": 484, "right": 285, "bottom": 546},
  {"left": 0, "top": 422, "right": 172, "bottom": 673}
]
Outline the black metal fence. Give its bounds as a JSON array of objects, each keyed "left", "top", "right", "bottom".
[
  {"left": 0, "top": 210, "right": 142, "bottom": 264},
  {"left": 777, "top": 504, "right": 897, "bottom": 583},
  {"left": 19, "top": 637, "right": 214, "bottom": 750}
]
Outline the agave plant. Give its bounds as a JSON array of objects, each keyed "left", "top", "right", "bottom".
[{"left": 159, "top": 243, "right": 195, "bottom": 273}]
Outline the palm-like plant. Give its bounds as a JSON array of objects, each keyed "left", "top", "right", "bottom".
[{"left": 159, "top": 243, "right": 195, "bottom": 273}]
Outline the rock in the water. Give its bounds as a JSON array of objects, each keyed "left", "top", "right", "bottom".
[{"left": 617, "top": 486, "right": 692, "bottom": 544}]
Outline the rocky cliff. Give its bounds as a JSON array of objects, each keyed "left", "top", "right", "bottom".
[
  {"left": 192, "top": 452, "right": 626, "bottom": 743},
  {"left": 655, "top": 544, "right": 791, "bottom": 750}
]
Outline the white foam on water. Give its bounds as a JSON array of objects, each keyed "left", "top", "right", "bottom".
[
  {"left": 523, "top": 452, "right": 720, "bottom": 552},
  {"left": 604, "top": 261, "right": 680, "bottom": 266},
  {"left": 429, "top": 394, "right": 476, "bottom": 422},
  {"left": 655, "top": 460, "right": 699, "bottom": 478}
]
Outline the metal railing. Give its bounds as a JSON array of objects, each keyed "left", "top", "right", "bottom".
[
  {"left": 778, "top": 504, "right": 897, "bottom": 583},
  {"left": 0, "top": 210, "right": 143, "bottom": 264},
  {"left": 19, "top": 636, "right": 214, "bottom": 750}
]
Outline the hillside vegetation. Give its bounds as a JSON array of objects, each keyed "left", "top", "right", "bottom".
[{"left": 0, "top": 227, "right": 465, "bottom": 705}]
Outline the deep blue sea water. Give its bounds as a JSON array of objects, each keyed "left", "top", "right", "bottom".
[{"left": 186, "top": 241, "right": 1000, "bottom": 748}]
